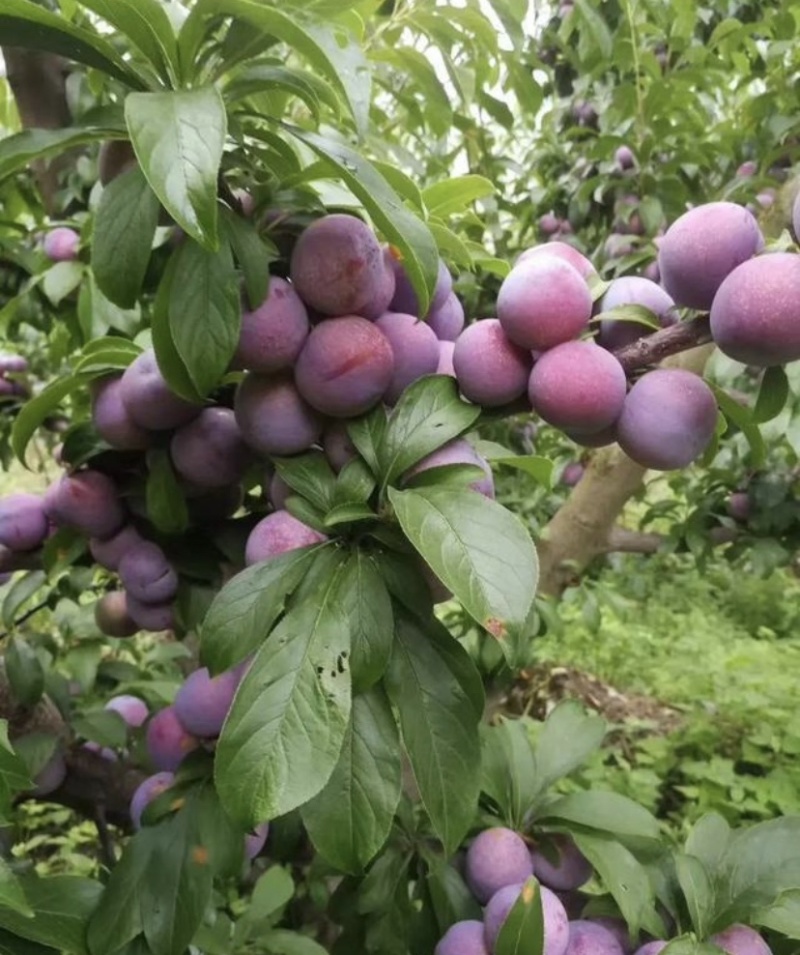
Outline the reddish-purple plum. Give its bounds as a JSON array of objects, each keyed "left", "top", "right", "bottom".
[
  {"left": 290, "top": 214, "right": 386, "bottom": 317},
  {"left": 390, "top": 257, "right": 452, "bottom": 317},
  {"left": 89, "top": 524, "right": 144, "bottom": 571},
  {"left": 465, "top": 827, "right": 533, "bottom": 904},
  {"left": 643, "top": 261, "right": 660, "bottom": 283},
  {"left": 736, "top": 161, "right": 757, "bottom": 178},
  {"left": 616, "top": 369, "right": 718, "bottom": 471},
  {"left": 0, "top": 493, "right": 48, "bottom": 551},
  {"left": 146, "top": 706, "right": 199, "bottom": 772},
  {"left": 710, "top": 925, "right": 772, "bottom": 955},
  {"left": 658, "top": 202, "right": 764, "bottom": 310},
  {"left": 517, "top": 242, "right": 596, "bottom": 279},
  {"left": 359, "top": 248, "right": 397, "bottom": 320},
  {"left": 233, "top": 277, "right": 309, "bottom": 373},
  {"left": 453, "top": 319, "right": 531, "bottom": 406},
  {"left": 95, "top": 592, "right": 138, "bottom": 638},
  {"left": 119, "top": 349, "right": 200, "bottom": 431},
  {"left": 119, "top": 542, "right": 178, "bottom": 605},
  {"left": 590, "top": 918, "right": 634, "bottom": 954},
  {"left": 171, "top": 408, "right": 251, "bottom": 487},
  {"left": 174, "top": 666, "right": 240, "bottom": 738},
  {"left": 294, "top": 316, "right": 394, "bottom": 417},
  {"left": 405, "top": 439, "right": 494, "bottom": 498},
  {"left": 374, "top": 311, "right": 440, "bottom": 403},
  {"left": 727, "top": 491, "right": 750, "bottom": 522},
  {"left": 437, "top": 341, "right": 455, "bottom": 377},
  {"left": 269, "top": 473, "right": 291, "bottom": 509},
  {"left": 540, "top": 213, "right": 561, "bottom": 236},
  {"left": 245, "top": 822, "right": 270, "bottom": 860},
  {"left": 427, "top": 292, "right": 465, "bottom": 341},
  {"left": 598, "top": 277, "right": 678, "bottom": 351},
  {"left": 0, "top": 354, "right": 27, "bottom": 374},
  {"left": 531, "top": 836, "right": 592, "bottom": 890},
  {"left": 31, "top": 751, "right": 67, "bottom": 796},
  {"left": 709, "top": 253, "right": 800, "bottom": 366},
  {"left": 245, "top": 510, "right": 327, "bottom": 566},
  {"left": 565, "top": 921, "right": 624, "bottom": 955},
  {"left": 435, "top": 921, "right": 489, "bottom": 955},
  {"left": 106, "top": 694, "right": 149, "bottom": 727},
  {"left": 615, "top": 145, "right": 635, "bottom": 170},
  {"left": 529, "top": 341, "right": 627, "bottom": 434},
  {"left": 498, "top": 256, "right": 592, "bottom": 351},
  {"left": 235, "top": 373, "right": 324, "bottom": 455},
  {"left": 43, "top": 227, "right": 80, "bottom": 262},
  {"left": 633, "top": 943, "right": 667, "bottom": 955},
  {"left": 130, "top": 771, "right": 175, "bottom": 829},
  {"left": 484, "top": 883, "right": 569, "bottom": 955},
  {"left": 45, "top": 470, "right": 125, "bottom": 540},
  {"left": 90, "top": 376, "right": 151, "bottom": 450},
  {"left": 323, "top": 421, "right": 357, "bottom": 473},
  {"left": 561, "top": 463, "right": 584, "bottom": 487},
  {"left": 125, "top": 594, "right": 175, "bottom": 632}
]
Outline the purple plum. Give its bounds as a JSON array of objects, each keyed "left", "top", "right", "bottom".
[
  {"left": 235, "top": 372, "right": 324, "bottom": 456},
  {"left": 390, "top": 256, "right": 452, "bottom": 317},
  {"left": 531, "top": 836, "right": 592, "bottom": 890},
  {"left": 598, "top": 277, "right": 678, "bottom": 351},
  {"left": 727, "top": 491, "right": 750, "bottom": 522},
  {"left": 171, "top": 407, "right": 251, "bottom": 488},
  {"left": 0, "top": 493, "right": 48, "bottom": 551},
  {"left": 269, "top": 473, "right": 291, "bottom": 509},
  {"left": 94, "top": 591, "right": 138, "bottom": 638},
  {"left": 31, "top": 751, "right": 67, "bottom": 796},
  {"left": 374, "top": 311, "right": 441, "bottom": 403},
  {"left": 565, "top": 920, "right": 624, "bottom": 955},
  {"left": 465, "top": 827, "right": 533, "bottom": 904},
  {"left": 233, "top": 276, "right": 310, "bottom": 373},
  {"left": 245, "top": 822, "right": 270, "bottom": 860},
  {"left": 323, "top": 421, "right": 358, "bottom": 473},
  {"left": 561, "top": 463, "right": 584, "bottom": 487},
  {"left": 437, "top": 341, "right": 456, "bottom": 377},
  {"left": 633, "top": 943, "right": 668, "bottom": 955},
  {"left": 710, "top": 925, "right": 772, "bottom": 955},
  {"left": 359, "top": 247, "right": 397, "bottom": 320},
  {"left": 174, "top": 666, "right": 240, "bottom": 738},
  {"left": 90, "top": 376, "right": 151, "bottom": 450},
  {"left": 453, "top": 319, "right": 531, "bottom": 406},
  {"left": 45, "top": 470, "right": 125, "bottom": 540},
  {"left": 484, "top": 882, "right": 570, "bottom": 955},
  {"left": 404, "top": 439, "right": 494, "bottom": 498},
  {"left": 105, "top": 694, "right": 149, "bottom": 727},
  {"left": 435, "top": 920, "right": 489, "bottom": 955},
  {"left": 427, "top": 292, "right": 465, "bottom": 341},
  {"left": 517, "top": 241, "right": 596, "bottom": 279},
  {"left": 146, "top": 706, "right": 199, "bottom": 772},
  {"left": 43, "top": 227, "right": 80, "bottom": 262},
  {"left": 130, "top": 771, "right": 175, "bottom": 829},
  {"left": 615, "top": 146, "right": 635, "bottom": 170},
  {"left": 119, "top": 542, "right": 178, "bottom": 605},
  {"left": 245, "top": 510, "right": 327, "bottom": 566},
  {"left": 89, "top": 524, "right": 144, "bottom": 571},
  {"left": 119, "top": 349, "right": 200, "bottom": 431},
  {"left": 125, "top": 594, "right": 175, "bottom": 632}
]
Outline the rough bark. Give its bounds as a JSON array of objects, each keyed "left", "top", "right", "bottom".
[{"left": 537, "top": 343, "right": 716, "bottom": 597}]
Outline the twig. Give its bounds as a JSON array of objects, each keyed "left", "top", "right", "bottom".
[
  {"left": 613, "top": 314, "right": 713, "bottom": 373},
  {"left": 94, "top": 804, "right": 117, "bottom": 869}
]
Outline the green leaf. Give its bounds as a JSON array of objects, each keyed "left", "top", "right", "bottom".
[
  {"left": 347, "top": 406, "right": 388, "bottom": 479},
  {"left": 752, "top": 889, "right": 800, "bottom": 939},
  {"left": 5, "top": 637, "right": 44, "bottom": 708},
  {"left": 388, "top": 487, "right": 538, "bottom": 667},
  {"left": 685, "top": 812, "right": 730, "bottom": 874},
  {"left": 225, "top": 64, "right": 338, "bottom": 120},
  {"left": 0, "top": 860, "right": 32, "bottom": 919},
  {"left": 2, "top": 572, "right": 46, "bottom": 630},
  {"left": 42, "top": 262, "right": 84, "bottom": 306},
  {"left": 200, "top": 546, "right": 322, "bottom": 675},
  {"left": 675, "top": 853, "right": 713, "bottom": 939},
  {"left": 422, "top": 175, "right": 495, "bottom": 217},
  {"left": 333, "top": 459, "right": 376, "bottom": 507},
  {"left": 475, "top": 445, "right": 555, "bottom": 489},
  {"left": 425, "top": 859, "right": 482, "bottom": 932},
  {"left": 12, "top": 375, "right": 81, "bottom": 465},
  {"left": 125, "top": 87, "right": 226, "bottom": 249},
  {"left": 215, "top": 563, "right": 352, "bottom": 825},
  {"left": 711, "top": 385, "right": 766, "bottom": 468},
  {"left": 220, "top": 207, "right": 276, "bottom": 311},
  {"left": 0, "top": 722, "right": 34, "bottom": 815},
  {"left": 73, "top": 338, "right": 142, "bottom": 377},
  {"left": 91, "top": 165, "right": 160, "bottom": 309},
  {"left": 301, "top": 686, "right": 401, "bottom": 874},
  {"left": 151, "top": 250, "right": 203, "bottom": 404},
  {"left": 337, "top": 552, "right": 393, "bottom": 693},
  {"left": 0, "top": 119, "right": 122, "bottom": 183},
  {"left": 146, "top": 449, "right": 189, "bottom": 536},
  {"left": 539, "top": 791, "right": 661, "bottom": 841},
  {"left": 71, "top": 710, "right": 127, "bottom": 750},
  {"left": 0, "top": 0, "right": 147, "bottom": 88},
  {"left": 530, "top": 701, "right": 607, "bottom": 800},
  {"left": 75, "top": 0, "right": 180, "bottom": 84},
  {"left": 0, "top": 928, "right": 57, "bottom": 955},
  {"left": 323, "top": 503, "right": 376, "bottom": 528},
  {"left": 166, "top": 237, "right": 240, "bottom": 396},
  {"left": 573, "top": 0, "right": 613, "bottom": 58},
  {"left": 383, "top": 376, "right": 482, "bottom": 486},
  {"left": 385, "top": 612, "right": 481, "bottom": 854},
  {"left": 273, "top": 453, "right": 337, "bottom": 514},
  {"left": 495, "top": 877, "right": 544, "bottom": 955},
  {"left": 262, "top": 930, "right": 329, "bottom": 955},
  {"left": 240, "top": 866, "right": 295, "bottom": 928},
  {"left": 480, "top": 719, "right": 539, "bottom": 830},
  {"left": 753, "top": 366, "right": 789, "bottom": 424},
  {"left": 0, "top": 874, "right": 102, "bottom": 955},
  {"left": 285, "top": 126, "right": 439, "bottom": 316},
  {"left": 77, "top": 276, "right": 141, "bottom": 341}
]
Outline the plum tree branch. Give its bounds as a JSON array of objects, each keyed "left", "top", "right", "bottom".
[{"left": 613, "top": 314, "right": 712, "bottom": 373}]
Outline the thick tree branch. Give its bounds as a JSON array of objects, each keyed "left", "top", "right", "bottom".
[{"left": 614, "top": 314, "right": 712, "bottom": 373}]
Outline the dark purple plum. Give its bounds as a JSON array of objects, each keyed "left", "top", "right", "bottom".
[
  {"left": 598, "top": 277, "right": 678, "bottom": 351},
  {"left": 498, "top": 256, "right": 592, "bottom": 351},
  {"left": 374, "top": 311, "right": 440, "bottom": 403},
  {"left": 174, "top": 666, "right": 240, "bottom": 738},
  {"left": 294, "top": 316, "right": 394, "bottom": 417},
  {"left": 245, "top": 822, "right": 270, "bottom": 860},
  {"left": 465, "top": 827, "right": 533, "bottom": 904},
  {"left": 453, "top": 319, "right": 531, "bottom": 406},
  {"left": 709, "top": 253, "right": 800, "bottom": 366},
  {"left": 710, "top": 925, "right": 772, "bottom": 955},
  {"left": 727, "top": 491, "right": 750, "bottom": 522},
  {"left": 90, "top": 376, "right": 151, "bottom": 450},
  {"left": 125, "top": 594, "right": 175, "bottom": 632},
  {"left": 95, "top": 592, "right": 138, "bottom": 638},
  {"left": 119, "top": 349, "right": 201, "bottom": 431},
  {"left": 531, "top": 836, "right": 592, "bottom": 890},
  {"left": 484, "top": 882, "right": 569, "bottom": 955},
  {"left": 119, "top": 542, "right": 178, "bottom": 605},
  {"left": 0, "top": 493, "right": 48, "bottom": 551},
  {"left": 405, "top": 439, "right": 494, "bottom": 498},
  {"left": 529, "top": 341, "right": 627, "bottom": 435},
  {"left": 437, "top": 341, "right": 455, "bottom": 377},
  {"left": 390, "top": 256, "right": 452, "bottom": 317},
  {"left": 517, "top": 241, "right": 596, "bottom": 279},
  {"left": 566, "top": 424, "right": 618, "bottom": 448},
  {"left": 290, "top": 214, "right": 386, "bottom": 317},
  {"left": 130, "top": 771, "right": 175, "bottom": 829},
  {"left": 565, "top": 921, "right": 624, "bottom": 955},
  {"left": 233, "top": 276, "right": 310, "bottom": 373},
  {"left": 235, "top": 373, "right": 324, "bottom": 455},
  {"left": 269, "top": 473, "right": 291, "bottom": 509},
  {"left": 43, "top": 227, "right": 80, "bottom": 262},
  {"left": 427, "top": 292, "right": 465, "bottom": 341},
  {"left": 45, "top": 470, "right": 125, "bottom": 540},
  {"left": 435, "top": 920, "right": 489, "bottom": 955},
  {"left": 171, "top": 408, "right": 251, "bottom": 488},
  {"left": 89, "top": 524, "right": 144, "bottom": 571},
  {"left": 616, "top": 369, "right": 718, "bottom": 471},
  {"left": 323, "top": 421, "right": 357, "bottom": 473},
  {"left": 146, "top": 705, "right": 199, "bottom": 772},
  {"left": 245, "top": 510, "right": 327, "bottom": 566},
  {"left": 658, "top": 202, "right": 763, "bottom": 310},
  {"left": 106, "top": 694, "right": 149, "bottom": 727}
]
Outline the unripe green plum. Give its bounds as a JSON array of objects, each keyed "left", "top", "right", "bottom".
[
  {"left": 233, "top": 277, "right": 310, "bottom": 373},
  {"left": 517, "top": 241, "right": 596, "bottom": 279},
  {"left": 45, "top": 470, "right": 125, "bottom": 540},
  {"left": 90, "top": 376, "right": 151, "bottom": 450},
  {"left": 171, "top": 408, "right": 251, "bottom": 487},
  {"left": 528, "top": 341, "right": 627, "bottom": 434},
  {"left": 294, "top": 316, "right": 394, "bottom": 417},
  {"left": 119, "top": 350, "right": 201, "bottom": 431},
  {"left": 484, "top": 883, "right": 569, "bottom": 955},
  {"left": 498, "top": 256, "right": 592, "bottom": 351},
  {"left": 465, "top": 827, "right": 533, "bottom": 903},
  {"left": 119, "top": 542, "right": 178, "bottom": 605},
  {"left": 290, "top": 214, "right": 386, "bottom": 317},
  {"left": 43, "top": 227, "right": 80, "bottom": 262},
  {"left": 709, "top": 253, "right": 800, "bottom": 366},
  {"left": 0, "top": 493, "right": 48, "bottom": 551},
  {"left": 453, "top": 319, "right": 531, "bottom": 406},
  {"left": 427, "top": 292, "right": 465, "bottom": 341},
  {"left": 245, "top": 510, "right": 327, "bottom": 566},
  {"left": 658, "top": 202, "right": 763, "bottom": 310},
  {"left": 130, "top": 771, "right": 174, "bottom": 829},
  {"left": 95, "top": 592, "right": 138, "bottom": 638},
  {"left": 235, "top": 373, "right": 324, "bottom": 455},
  {"left": 146, "top": 706, "right": 199, "bottom": 772},
  {"left": 374, "top": 311, "right": 440, "bottom": 403},
  {"left": 435, "top": 921, "right": 489, "bottom": 955},
  {"left": 616, "top": 369, "right": 717, "bottom": 471}
]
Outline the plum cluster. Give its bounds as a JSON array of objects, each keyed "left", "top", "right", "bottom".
[{"left": 436, "top": 826, "right": 773, "bottom": 955}]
